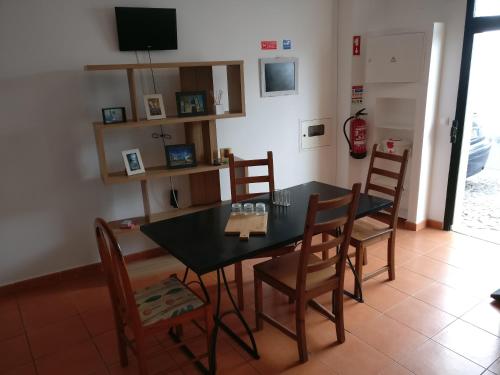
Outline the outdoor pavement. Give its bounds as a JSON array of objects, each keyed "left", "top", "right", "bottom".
[{"left": 457, "top": 141, "right": 500, "bottom": 244}]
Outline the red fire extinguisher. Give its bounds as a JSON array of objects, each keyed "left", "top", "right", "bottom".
[{"left": 343, "top": 108, "right": 368, "bottom": 159}]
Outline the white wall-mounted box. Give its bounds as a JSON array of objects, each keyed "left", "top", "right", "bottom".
[
  {"left": 365, "top": 33, "right": 425, "bottom": 83},
  {"left": 300, "top": 118, "right": 331, "bottom": 150}
]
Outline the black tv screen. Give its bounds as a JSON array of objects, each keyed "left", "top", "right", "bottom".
[{"left": 115, "top": 7, "right": 178, "bottom": 51}]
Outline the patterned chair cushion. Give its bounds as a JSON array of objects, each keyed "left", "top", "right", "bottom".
[{"left": 135, "top": 277, "right": 204, "bottom": 326}]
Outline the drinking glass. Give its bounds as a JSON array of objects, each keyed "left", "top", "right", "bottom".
[
  {"left": 283, "top": 190, "right": 291, "bottom": 206},
  {"left": 255, "top": 202, "right": 266, "bottom": 215},
  {"left": 243, "top": 203, "right": 255, "bottom": 215},
  {"left": 231, "top": 203, "right": 242, "bottom": 215},
  {"left": 272, "top": 190, "right": 282, "bottom": 206}
]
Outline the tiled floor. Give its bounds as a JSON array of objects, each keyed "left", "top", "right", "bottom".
[{"left": 0, "top": 228, "right": 499, "bottom": 374}]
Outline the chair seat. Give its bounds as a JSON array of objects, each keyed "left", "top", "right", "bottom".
[
  {"left": 135, "top": 277, "right": 204, "bottom": 326},
  {"left": 351, "top": 217, "right": 392, "bottom": 243},
  {"left": 254, "top": 251, "right": 336, "bottom": 292}
]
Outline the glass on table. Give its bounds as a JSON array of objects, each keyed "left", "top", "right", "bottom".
[
  {"left": 255, "top": 202, "right": 266, "bottom": 215},
  {"left": 283, "top": 190, "right": 291, "bottom": 206},
  {"left": 272, "top": 190, "right": 282, "bottom": 205},
  {"left": 231, "top": 203, "right": 243, "bottom": 215},
  {"left": 243, "top": 203, "right": 255, "bottom": 215}
]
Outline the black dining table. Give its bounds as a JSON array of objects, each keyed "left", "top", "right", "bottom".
[{"left": 141, "top": 181, "right": 391, "bottom": 373}]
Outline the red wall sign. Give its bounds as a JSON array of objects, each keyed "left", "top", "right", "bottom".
[
  {"left": 261, "top": 40, "right": 277, "bottom": 50},
  {"left": 353, "top": 35, "right": 361, "bottom": 56}
]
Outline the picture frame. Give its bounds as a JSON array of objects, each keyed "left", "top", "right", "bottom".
[
  {"left": 259, "top": 57, "right": 299, "bottom": 97},
  {"left": 165, "top": 144, "right": 197, "bottom": 169},
  {"left": 144, "top": 94, "right": 166, "bottom": 120},
  {"left": 175, "top": 91, "right": 208, "bottom": 117},
  {"left": 122, "top": 148, "right": 146, "bottom": 176},
  {"left": 102, "top": 107, "right": 126, "bottom": 124}
]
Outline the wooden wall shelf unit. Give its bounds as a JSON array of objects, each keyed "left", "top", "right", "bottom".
[{"left": 86, "top": 60, "right": 245, "bottom": 230}]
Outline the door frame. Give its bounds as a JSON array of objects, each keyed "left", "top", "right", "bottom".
[{"left": 443, "top": 0, "right": 500, "bottom": 230}]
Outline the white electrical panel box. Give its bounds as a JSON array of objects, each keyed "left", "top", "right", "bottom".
[
  {"left": 300, "top": 118, "right": 331, "bottom": 150},
  {"left": 365, "top": 33, "right": 425, "bottom": 83}
]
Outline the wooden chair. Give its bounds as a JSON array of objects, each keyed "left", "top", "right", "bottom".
[
  {"left": 253, "top": 183, "right": 361, "bottom": 363},
  {"left": 95, "top": 218, "right": 213, "bottom": 375},
  {"left": 350, "top": 144, "right": 409, "bottom": 298},
  {"left": 229, "top": 151, "right": 294, "bottom": 310}
]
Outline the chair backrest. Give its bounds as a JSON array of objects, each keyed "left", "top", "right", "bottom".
[
  {"left": 228, "top": 151, "right": 275, "bottom": 203},
  {"left": 94, "top": 218, "right": 142, "bottom": 330},
  {"left": 365, "top": 144, "right": 409, "bottom": 229},
  {"left": 296, "top": 183, "right": 361, "bottom": 295}
]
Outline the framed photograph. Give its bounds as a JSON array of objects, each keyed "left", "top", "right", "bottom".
[
  {"left": 122, "top": 148, "right": 146, "bottom": 176},
  {"left": 144, "top": 94, "right": 166, "bottom": 120},
  {"left": 175, "top": 91, "right": 208, "bottom": 117},
  {"left": 259, "top": 57, "right": 299, "bottom": 97},
  {"left": 165, "top": 144, "right": 197, "bottom": 169},
  {"left": 102, "top": 107, "right": 126, "bottom": 124}
]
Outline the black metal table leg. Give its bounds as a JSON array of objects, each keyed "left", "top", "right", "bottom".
[
  {"left": 332, "top": 228, "right": 364, "bottom": 302},
  {"left": 344, "top": 256, "right": 364, "bottom": 302},
  {"left": 200, "top": 268, "right": 259, "bottom": 375}
]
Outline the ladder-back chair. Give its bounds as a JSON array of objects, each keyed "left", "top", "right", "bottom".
[
  {"left": 228, "top": 151, "right": 294, "bottom": 310},
  {"left": 350, "top": 144, "right": 409, "bottom": 298},
  {"left": 95, "top": 218, "right": 213, "bottom": 375},
  {"left": 253, "top": 183, "right": 361, "bottom": 362}
]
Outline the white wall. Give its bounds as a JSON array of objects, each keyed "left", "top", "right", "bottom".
[
  {"left": 0, "top": 0, "right": 337, "bottom": 286},
  {"left": 336, "top": 0, "right": 467, "bottom": 223}
]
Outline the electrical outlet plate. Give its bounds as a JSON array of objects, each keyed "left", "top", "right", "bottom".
[{"left": 300, "top": 118, "right": 332, "bottom": 150}]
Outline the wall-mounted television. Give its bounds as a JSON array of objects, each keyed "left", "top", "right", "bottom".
[
  {"left": 115, "top": 7, "right": 178, "bottom": 51},
  {"left": 259, "top": 57, "right": 299, "bottom": 97}
]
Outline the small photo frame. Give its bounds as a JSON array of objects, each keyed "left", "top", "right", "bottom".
[
  {"left": 165, "top": 144, "right": 197, "bottom": 169},
  {"left": 144, "top": 94, "right": 166, "bottom": 120},
  {"left": 122, "top": 148, "right": 146, "bottom": 176},
  {"left": 176, "top": 91, "right": 208, "bottom": 117},
  {"left": 102, "top": 107, "right": 126, "bottom": 124}
]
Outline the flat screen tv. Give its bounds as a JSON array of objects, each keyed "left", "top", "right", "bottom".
[
  {"left": 115, "top": 7, "right": 178, "bottom": 51},
  {"left": 259, "top": 57, "right": 299, "bottom": 97}
]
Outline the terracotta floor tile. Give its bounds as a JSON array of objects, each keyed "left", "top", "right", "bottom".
[
  {"left": 219, "top": 362, "right": 261, "bottom": 375},
  {"left": 0, "top": 293, "right": 18, "bottom": 312},
  {"left": 70, "top": 285, "right": 113, "bottom": 314},
  {"left": 35, "top": 340, "right": 107, "bottom": 375},
  {"left": 246, "top": 324, "right": 305, "bottom": 374},
  {"left": 20, "top": 290, "right": 79, "bottom": 330},
  {"left": 374, "top": 267, "right": 435, "bottom": 296},
  {"left": 413, "top": 282, "right": 481, "bottom": 317},
  {"left": 27, "top": 316, "right": 90, "bottom": 359},
  {"left": 349, "top": 314, "right": 427, "bottom": 361},
  {"left": 396, "top": 234, "right": 442, "bottom": 254},
  {"left": 433, "top": 319, "right": 500, "bottom": 368},
  {"left": 402, "top": 256, "right": 463, "bottom": 284},
  {"left": 425, "top": 243, "right": 486, "bottom": 270},
  {"left": 385, "top": 297, "right": 456, "bottom": 337},
  {"left": 3, "top": 362, "right": 37, "bottom": 375},
  {"left": 489, "top": 357, "right": 500, "bottom": 374},
  {"left": 342, "top": 298, "right": 381, "bottom": 332},
  {"left": 0, "top": 334, "right": 33, "bottom": 373},
  {"left": 378, "top": 361, "right": 414, "bottom": 375},
  {"left": 362, "top": 279, "right": 410, "bottom": 313},
  {"left": 315, "top": 332, "right": 392, "bottom": 375},
  {"left": 93, "top": 329, "right": 161, "bottom": 367},
  {"left": 81, "top": 307, "right": 116, "bottom": 337},
  {"left": 278, "top": 358, "right": 338, "bottom": 374},
  {"left": 399, "top": 339, "right": 484, "bottom": 375},
  {"left": 369, "top": 244, "right": 420, "bottom": 267},
  {"left": 462, "top": 300, "right": 500, "bottom": 337},
  {"left": 0, "top": 306, "right": 24, "bottom": 341}
]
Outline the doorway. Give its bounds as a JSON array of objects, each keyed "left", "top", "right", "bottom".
[{"left": 444, "top": 0, "right": 500, "bottom": 244}]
